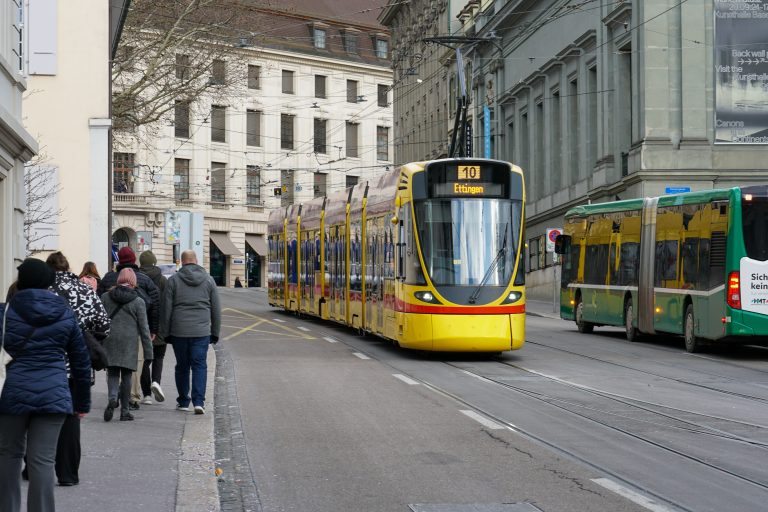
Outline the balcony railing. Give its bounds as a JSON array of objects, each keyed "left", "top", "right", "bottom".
[{"left": 113, "top": 193, "right": 149, "bottom": 205}]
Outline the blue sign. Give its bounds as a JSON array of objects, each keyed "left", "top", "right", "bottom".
[
  {"left": 665, "top": 187, "right": 691, "bottom": 194},
  {"left": 483, "top": 105, "right": 491, "bottom": 158}
]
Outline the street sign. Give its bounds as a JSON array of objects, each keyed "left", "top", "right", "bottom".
[
  {"left": 665, "top": 187, "right": 691, "bottom": 194},
  {"left": 465, "top": 122, "right": 473, "bottom": 157},
  {"left": 714, "top": 0, "right": 768, "bottom": 144},
  {"left": 546, "top": 228, "right": 562, "bottom": 253}
]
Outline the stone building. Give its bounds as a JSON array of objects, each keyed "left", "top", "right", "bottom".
[
  {"left": 384, "top": 0, "right": 768, "bottom": 299},
  {"left": 0, "top": 0, "right": 38, "bottom": 291},
  {"left": 113, "top": 1, "right": 393, "bottom": 287}
]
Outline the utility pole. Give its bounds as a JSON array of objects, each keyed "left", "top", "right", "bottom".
[{"left": 423, "top": 35, "right": 503, "bottom": 159}]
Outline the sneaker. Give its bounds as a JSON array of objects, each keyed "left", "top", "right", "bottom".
[
  {"left": 151, "top": 381, "right": 165, "bottom": 402},
  {"left": 120, "top": 412, "right": 134, "bottom": 421},
  {"left": 194, "top": 405, "right": 205, "bottom": 415},
  {"left": 103, "top": 400, "right": 116, "bottom": 422},
  {"left": 142, "top": 396, "right": 153, "bottom": 405},
  {"left": 128, "top": 401, "right": 140, "bottom": 411},
  {"left": 176, "top": 404, "right": 190, "bottom": 412}
]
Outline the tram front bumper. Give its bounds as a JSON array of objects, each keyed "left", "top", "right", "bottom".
[{"left": 399, "top": 313, "right": 525, "bottom": 352}]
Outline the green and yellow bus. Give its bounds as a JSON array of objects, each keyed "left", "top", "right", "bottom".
[{"left": 555, "top": 186, "right": 768, "bottom": 352}]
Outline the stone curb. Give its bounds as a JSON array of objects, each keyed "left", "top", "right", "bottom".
[{"left": 176, "top": 347, "right": 220, "bottom": 512}]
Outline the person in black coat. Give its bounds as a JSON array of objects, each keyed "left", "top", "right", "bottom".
[
  {"left": 0, "top": 259, "right": 91, "bottom": 512},
  {"left": 99, "top": 247, "right": 160, "bottom": 409},
  {"left": 137, "top": 250, "right": 168, "bottom": 404}
]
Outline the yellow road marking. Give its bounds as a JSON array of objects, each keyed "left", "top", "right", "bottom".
[
  {"left": 222, "top": 308, "right": 316, "bottom": 340},
  {"left": 223, "top": 319, "right": 265, "bottom": 341}
]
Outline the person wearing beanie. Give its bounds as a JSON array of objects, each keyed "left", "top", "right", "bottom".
[
  {"left": 137, "top": 250, "right": 168, "bottom": 405},
  {"left": 0, "top": 259, "right": 91, "bottom": 512},
  {"left": 98, "top": 246, "right": 160, "bottom": 410},
  {"left": 100, "top": 269, "right": 153, "bottom": 422}
]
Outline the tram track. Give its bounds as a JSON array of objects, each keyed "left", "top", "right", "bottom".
[{"left": 524, "top": 337, "right": 768, "bottom": 405}]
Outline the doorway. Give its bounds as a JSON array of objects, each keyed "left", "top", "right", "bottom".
[{"left": 209, "top": 240, "right": 226, "bottom": 286}]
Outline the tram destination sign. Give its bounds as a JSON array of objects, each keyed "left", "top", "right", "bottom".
[{"left": 714, "top": 0, "right": 768, "bottom": 144}]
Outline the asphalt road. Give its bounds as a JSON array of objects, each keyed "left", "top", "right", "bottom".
[{"left": 217, "top": 289, "right": 768, "bottom": 512}]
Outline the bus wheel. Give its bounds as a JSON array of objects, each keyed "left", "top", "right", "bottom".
[
  {"left": 575, "top": 300, "right": 594, "bottom": 334},
  {"left": 625, "top": 299, "right": 640, "bottom": 342},
  {"left": 684, "top": 304, "right": 702, "bottom": 353}
]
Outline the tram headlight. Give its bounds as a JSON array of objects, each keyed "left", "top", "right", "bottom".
[
  {"left": 414, "top": 291, "right": 442, "bottom": 304},
  {"left": 501, "top": 291, "right": 522, "bottom": 304}
]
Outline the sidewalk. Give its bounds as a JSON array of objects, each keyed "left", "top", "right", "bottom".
[
  {"left": 24, "top": 347, "right": 219, "bottom": 512},
  {"left": 525, "top": 298, "right": 562, "bottom": 320}
]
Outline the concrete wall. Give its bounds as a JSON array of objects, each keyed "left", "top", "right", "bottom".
[{"left": 23, "top": 0, "right": 110, "bottom": 273}]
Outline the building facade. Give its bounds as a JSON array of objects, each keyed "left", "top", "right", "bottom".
[
  {"left": 112, "top": 2, "right": 393, "bottom": 287},
  {"left": 384, "top": 0, "right": 768, "bottom": 299},
  {"left": 0, "top": 0, "right": 38, "bottom": 291},
  {"left": 21, "top": 0, "right": 122, "bottom": 274},
  {"left": 380, "top": 0, "right": 467, "bottom": 164}
]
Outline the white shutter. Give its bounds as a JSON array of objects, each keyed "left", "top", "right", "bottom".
[{"left": 28, "top": 0, "right": 58, "bottom": 75}]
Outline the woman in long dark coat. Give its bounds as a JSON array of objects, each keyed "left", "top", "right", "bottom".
[{"left": 100, "top": 268, "right": 153, "bottom": 421}]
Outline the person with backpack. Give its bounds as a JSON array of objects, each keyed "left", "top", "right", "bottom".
[
  {"left": 46, "top": 252, "right": 111, "bottom": 487},
  {"left": 100, "top": 269, "right": 153, "bottom": 422},
  {"left": 0, "top": 258, "right": 91, "bottom": 512},
  {"left": 98, "top": 247, "right": 159, "bottom": 410},
  {"left": 138, "top": 250, "right": 168, "bottom": 404}
]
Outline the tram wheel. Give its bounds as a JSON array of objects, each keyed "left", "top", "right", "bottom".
[
  {"left": 624, "top": 299, "right": 640, "bottom": 342},
  {"left": 684, "top": 304, "right": 703, "bottom": 353},
  {"left": 575, "top": 300, "right": 594, "bottom": 334}
]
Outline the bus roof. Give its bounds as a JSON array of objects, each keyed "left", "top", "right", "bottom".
[{"left": 564, "top": 188, "right": 735, "bottom": 218}]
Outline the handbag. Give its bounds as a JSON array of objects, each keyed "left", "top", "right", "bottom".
[{"left": 1, "top": 305, "right": 12, "bottom": 396}]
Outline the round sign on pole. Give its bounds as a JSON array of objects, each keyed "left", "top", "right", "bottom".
[{"left": 545, "top": 228, "right": 562, "bottom": 253}]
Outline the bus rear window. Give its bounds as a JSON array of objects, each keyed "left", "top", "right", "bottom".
[{"left": 743, "top": 191, "right": 768, "bottom": 261}]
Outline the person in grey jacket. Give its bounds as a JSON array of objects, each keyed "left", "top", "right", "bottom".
[
  {"left": 100, "top": 269, "right": 153, "bottom": 422},
  {"left": 159, "top": 250, "right": 220, "bottom": 415}
]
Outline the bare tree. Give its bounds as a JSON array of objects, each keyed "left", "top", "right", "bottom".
[
  {"left": 24, "top": 151, "right": 63, "bottom": 255},
  {"left": 112, "top": 0, "right": 272, "bottom": 146}
]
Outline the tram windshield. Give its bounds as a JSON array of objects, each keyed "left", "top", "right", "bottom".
[{"left": 414, "top": 199, "right": 522, "bottom": 286}]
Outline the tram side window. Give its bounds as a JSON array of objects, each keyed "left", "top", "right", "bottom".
[
  {"left": 682, "top": 238, "right": 699, "bottom": 290},
  {"left": 584, "top": 244, "right": 608, "bottom": 285},
  {"left": 350, "top": 230, "right": 362, "bottom": 292},
  {"left": 743, "top": 194, "right": 768, "bottom": 261},
  {"left": 654, "top": 240, "right": 678, "bottom": 287},
  {"left": 561, "top": 243, "right": 580, "bottom": 287},
  {"left": 618, "top": 243, "right": 639, "bottom": 287}
]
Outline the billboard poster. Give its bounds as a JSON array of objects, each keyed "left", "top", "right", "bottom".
[{"left": 714, "top": 0, "right": 768, "bottom": 144}]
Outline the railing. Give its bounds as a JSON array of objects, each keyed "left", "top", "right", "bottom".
[{"left": 113, "top": 193, "right": 149, "bottom": 205}]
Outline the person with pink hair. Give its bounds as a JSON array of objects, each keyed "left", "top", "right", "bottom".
[{"left": 99, "top": 269, "right": 153, "bottom": 421}]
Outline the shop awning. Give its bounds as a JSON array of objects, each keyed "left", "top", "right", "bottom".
[
  {"left": 245, "top": 234, "right": 268, "bottom": 256},
  {"left": 209, "top": 232, "right": 242, "bottom": 256}
]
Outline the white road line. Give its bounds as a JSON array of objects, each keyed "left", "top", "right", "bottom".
[
  {"left": 272, "top": 318, "right": 286, "bottom": 323},
  {"left": 392, "top": 374, "right": 420, "bottom": 385},
  {"left": 352, "top": 352, "right": 370, "bottom": 360},
  {"left": 297, "top": 326, "right": 310, "bottom": 332},
  {"left": 323, "top": 336, "right": 338, "bottom": 343},
  {"left": 591, "top": 478, "right": 675, "bottom": 512},
  {"left": 460, "top": 369, "right": 493, "bottom": 383},
  {"left": 459, "top": 410, "right": 505, "bottom": 430}
]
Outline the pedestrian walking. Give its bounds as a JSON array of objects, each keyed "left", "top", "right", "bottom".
[
  {"left": 137, "top": 250, "right": 168, "bottom": 404},
  {"left": 159, "top": 250, "right": 221, "bottom": 415},
  {"left": 46, "top": 252, "right": 111, "bottom": 486},
  {"left": 78, "top": 261, "right": 101, "bottom": 291},
  {"left": 0, "top": 258, "right": 91, "bottom": 512},
  {"left": 99, "top": 247, "right": 159, "bottom": 410},
  {"left": 100, "top": 269, "right": 153, "bottom": 422}
]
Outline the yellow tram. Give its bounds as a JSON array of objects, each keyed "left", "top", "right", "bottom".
[{"left": 267, "top": 158, "right": 526, "bottom": 352}]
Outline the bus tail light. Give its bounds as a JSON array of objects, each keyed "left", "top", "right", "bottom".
[{"left": 727, "top": 271, "right": 741, "bottom": 310}]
